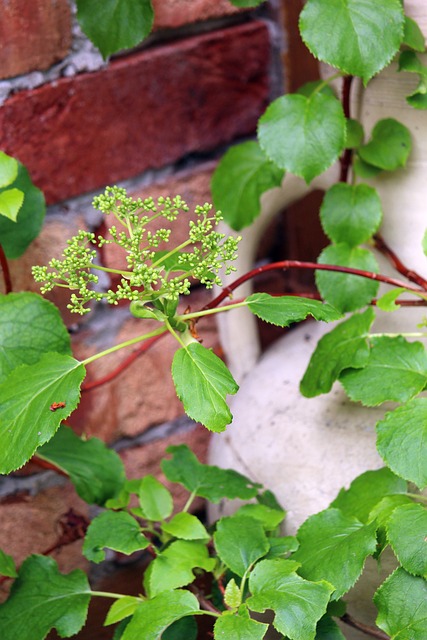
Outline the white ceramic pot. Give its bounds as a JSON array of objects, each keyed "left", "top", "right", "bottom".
[{"left": 209, "top": 7, "right": 427, "bottom": 638}]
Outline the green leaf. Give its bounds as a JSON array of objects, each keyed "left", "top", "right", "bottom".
[
  {"left": 171, "top": 343, "right": 238, "bottom": 432},
  {"left": 247, "top": 293, "right": 342, "bottom": 327},
  {"left": 161, "top": 444, "right": 261, "bottom": 502},
  {"left": 358, "top": 119, "right": 412, "bottom": 171},
  {"left": 315, "top": 615, "right": 346, "bottom": 639},
  {"left": 105, "top": 596, "right": 141, "bottom": 625},
  {"left": 214, "top": 610, "right": 268, "bottom": 639},
  {"left": 0, "top": 353, "right": 85, "bottom": 473},
  {"left": 266, "top": 536, "right": 299, "bottom": 559},
  {"left": 37, "top": 425, "right": 125, "bottom": 505},
  {"left": 398, "top": 50, "right": 427, "bottom": 110},
  {"left": 162, "top": 513, "right": 210, "bottom": 541},
  {"left": 368, "top": 494, "right": 415, "bottom": 529},
  {"left": 223, "top": 579, "right": 242, "bottom": 609},
  {"left": 300, "top": 308, "right": 375, "bottom": 397},
  {"left": 121, "top": 590, "right": 200, "bottom": 640},
  {"left": 353, "top": 156, "right": 383, "bottom": 179},
  {"left": 299, "top": 0, "right": 405, "bottom": 84},
  {"left": 138, "top": 475, "right": 173, "bottom": 521},
  {"left": 0, "top": 162, "right": 45, "bottom": 259},
  {"left": 83, "top": 511, "right": 149, "bottom": 563},
  {"left": 0, "top": 555, "right": 91, "bottom": 640},
  {"left": 247, "top": 558, "right": 334, "bottom": 640},
  {"left": 292, "top": 509, "right": 378, "bottom": 599},
  {"left": 211, "top": 141, "right": 284, "bottom": 231},
  {"left": 0, "top": 188, "right": 24, "bottom": 222},
  {"left": 345, "top": 118, "right": 364, "bottom": 149},
  {"left": 376, "top": 398, "right": 427, "bottom": 489},
  {"left": 340, "top": 337, "right": 427, "bottom": 406},
  {"left": 320, "top": 183, "right": 382, "bottom": 246},
  {"left": 296, "top": 80, "right": 336, "bottom": 99},
  {"left": 0, "top": 549, "right": 17, "bottom": 578},
  {"left": 330, "top": 468, "right": 407, "bottom": 524},
  {"left": 258, "top": 93, "right": 346, "bottom": 183},
  {"left": 144, "top": 540, "right": 215, "bottom": 597},
  {"left": 214, "top": 515, "right": 270, "bottom": 577},
  {"left": 374, "top": 568, "right": 427, "bottom": 639},
  {"left": 386, "top": 503, "right": 427, "bottom": 577},
  {"left": 376, "top": 287, "right": 406, "bottom": 312},
  {"left": 228, "top": 0, "right": 265, "bottom": 7},
  {"left": 0, "top": 151, "right": 18, "bottom": 188},
  {"left": 233, "top": 504, "right": 285, "bottom": 531},
  {"left": 0, "top": 292, "right": 71, "bottom": 384},
  {"left": 316, "top": 244, "right": 379, "bottom": 312},
  {"left": 76, "top": 0, "right": 154, "bottom": 58},
  {"left": 403, "top": 16, "right": 426, "bottom": 52},
  {"left": 162, "top": 616, "right": 198, "bottom": 640}
]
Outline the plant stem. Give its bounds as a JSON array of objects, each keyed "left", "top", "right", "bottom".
[
  {"left": 0, "top": 243, "right": 12, "bottom": 293},
  {"left": 178, "top": 300, "right": 248, "bottom": 321},
  {"left": 182, "top": 489, "right": 197, "bottom": 513},
  {"left": 406, "top": 492, "right": 427, "bottom": 504},
  {"left": 373, "top": 233, "right": 427, "bottom": 290},
  {"left": 339, "top": 75, "right": 354, "bottom": 183},
  {"left": 90, "top": 590, "right": 138, "bottom": 600},
  {"left": 340, "top": 613, "right": 390, "bottom": 639},
  {"left": 81, "top": 326, "right": 168, "bottom": 366}
]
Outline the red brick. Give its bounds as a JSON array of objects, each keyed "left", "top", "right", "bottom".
[
  {"left": 0, "top": 0, "right": 71, "bottom": 79},
  {"left": 153, "top": 0, "right": 242, "bottom": 29},
  {"left": 0, "top": 21, "right": 270, "bottom": 204}
]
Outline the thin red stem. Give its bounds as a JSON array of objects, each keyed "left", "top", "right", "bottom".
[
  {"left": 0, "top": 244, "right": 12, "bottom": 293},
  {"left": 373, "top": 233, "right": 427, "bottom": 290},
  {"left": 339, "top": 75, "right": 354, "bottom": 182},
  {"left": 340, "top": 613, "right": 390, "bottom": 640}
]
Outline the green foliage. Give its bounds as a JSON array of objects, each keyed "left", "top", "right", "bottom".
[
  {"left": 83, "top": 511, "right": 149, "bottom": 562},
  {"left": 374, "top": 569, "right": 427, "bottom": 639},
  {"left": 358, "top": 119, "right": 412, "bottom": 171},
  {"left": 214, "top": 610, "right": 268, "bottom": 639},
  {"left": 398, "top": 50, "right": 427, "bottom": 109},
  {"left": 258, "top": 92, "right": 346, "bottom": 183},
  {"left": 0, "top": 549, "right": 17, "bottom": 578},
  {"left": 246, "top": 293, "right": 342, "bottom": 327},
  {"left": 386, "top": 503, "right": 427, "bottom": 578},
  {"left": 76, "top": 0, "right": 154, "bottom": 58},
  {"left": 211, "top": 141, "right": 284, "bottom": 230},
  {"left": 299, "top": 0, "right": 404, "bottom": 84},
  {"left": 214, "top": 515, "right": 270, "bottom": 576}
]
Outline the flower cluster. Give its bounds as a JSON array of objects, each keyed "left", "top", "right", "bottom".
[{"left": 32, "top": 186, "right": 241, "bottom": 315}]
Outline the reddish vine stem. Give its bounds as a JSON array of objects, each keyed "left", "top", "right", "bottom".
[
  {"left": 339, "top": 75, "right": 354, "bottom": 183},
  {"left": 31, "top": 457, "right": 69, "bottom": 477},
  {"left": 340, "top": 613, "right": 390, "bottom": 640},
  {"left": 373, "top": 233, "right": 427, "bottom": 290},
  {"left": 0, "top": 244, "right": 12, "bottom": 294},
  {"left": 81, "top": 333, "right": 166, "bottom": 392},
  {"left": 204, "top": 260, "right": 426, "bottom": 311}
]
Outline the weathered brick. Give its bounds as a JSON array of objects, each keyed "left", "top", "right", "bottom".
[
  {"left": 0, "top": 21, "right": 270, "bottom": 204},
  {"left": 0, "top": 0, "right": 72, "bottom": 79},
  {"left": 152, "top": 0, "right": 242, "bottom": 29}
]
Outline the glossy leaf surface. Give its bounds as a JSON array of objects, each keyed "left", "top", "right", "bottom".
[
  {"left": 138, "top": 475, "right": 173, "bottom": 521},
  {"left": 247, "top": 293, "right": 342, "bottom": 327},
  {"left": 214, "top": 515, "right": 269, "bottom": 577},
  {"left": 83, "top": 511, "right": 149, "bottom": 563},
  {"left": 386, "top": 503, "right": 427, "bottom": 577},
  {"left": 214, "top": 611, "right": 268, "bottom": 639},
  {"left": 358, "top": 119, "right": 412, "bottom": 170},
  {"left": 0, "top": 189, "right": 24, "bottom": 222},
  {"left": 162, "top": 513, "right": 210, "bottom": 541},
  {"left": 374, "top": 568, "right": 427, "bottom": 639}
]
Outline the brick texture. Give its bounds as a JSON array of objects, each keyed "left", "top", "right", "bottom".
[
  {"left": 0, "top": 0, "right": 72, "bottom": 79},
  {"left": 0, "top": 20, "right": 270, "bottom": 204},
  {"left": 152, "top": 0, "right": 242, "bottom": 29}
]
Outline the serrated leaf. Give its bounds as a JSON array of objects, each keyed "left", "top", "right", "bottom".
[
  {"left": 76, "top": 0, "right": 154, "bottom": 58},
  {"left": 386, "top": 503, "right": 427, "bottom": 577},
  {"left": 0, "top": 188, "right": 24, "bottom": 222},
  {"left": 0, "top": 162, "right": 45, "bottom": 259},
  {"left": 162, "top": 445, "right": 261, "bottom": 502},
  {"left": 83, "top": 511, "right": 149, "bottom": 563},
  {"left": 0, "top": 151, "right": 18, "bottom": 188},
  {"left": 368, "top": 494, "right": 415, "bottom": 529},
  {"left": 214, "top": 610, "right": 268, "bottom": 639},
  {"left": 359, "top": 119, "right": 412, "bottom": 171},
  {"left": 138, "top": 475, "right": 173, "bottom": 521},
  {"left": 171, "top": 343, "right": 238, "bottom": 432},
  {"left": 105, "top": 596, "right": 142, "bottom": 625},
  {"left": 247, "top": 293, "right": 342, "bottom": 327},
  {"left": 0, "top": 555, "right": 91, "bottom": 640},
  {"left": 376, "top": 398, "right": 427, "bottom": 489},
  {"left": 162, "top": 616, "right": 198, "bottom": 640},
  {"left": 0, "top": 353, "right": 85, "bottom": 473},
  {"left": 300, "top": 308, "right": 375, "bottom": 397},
  {"left": 0, "top": 549, "right": 17, "bottom": 578},
  {"left": 398, "top": 50, "right": 427, "bottom": 110},
  {"left": 316, "top": 244, "right": 379, "bottom": 312},
  {"left": 345, "top": 118, "right": 364, "bottom": 149},
  {"left": 299, "top": 0, "right": 404, "bottom": 84},
  {"left": 330, "top": 468, "right": 407, "bottom": 524},
  {"left": 121, "top": 590, "right": 199, "bottom": 640},
  {"left": 211, "top": 141, "right": 284, "bottom": 231},
  {"left": 340, "top": 336, "right": 427, "bottom": 406},
  {"left": 223, "top": 579, "right": 242, "bottom": 610},
  {"left": 145, "top": 540, "right": 215, "bottom": 597},
  {"left": 0, "top": 292, "right": 71, "bottom": 384},
  {"left": 320, "top": 183, "right": 382, "bottom": 247},
  {"left": 162, "top": 513, "right": 210, "bottom": 541},
  {"left": 315, "top": 615, "right": 346, "bottom": 640},
  {"left": 233, "top": 504, "right": 285, "bottom": 531},
  {"left": 247, "top": 558, "right": 334, "bottom": 640},
  {"left": 258, "top": 93, "right": 346, "bottom": 184},
  {"left": 403, "top": 16, "right": 426, "bottom": 52},
  {"left": 374, "top": 568, "right": 427, "bottom": 639},
  {"left": 376, "top": 287, "right": 406, "bottom": 312},
  {"left": 37, "top": 425, "right": 125, "bottom": 505},
  {"left": 214, "top": 515, "right": 270, "bottom": 577},
  {"left": 292, "top": 509, "right": 378, "bottom": 599}
]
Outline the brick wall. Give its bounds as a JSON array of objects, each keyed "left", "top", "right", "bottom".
[{"left": 0, "top": 0, "right": 288, "bottom": 597}]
